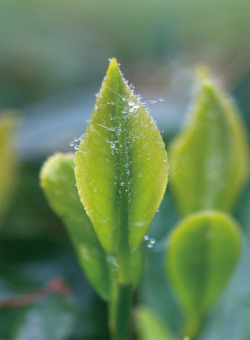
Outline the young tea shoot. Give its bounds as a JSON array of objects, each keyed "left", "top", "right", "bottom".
[{"left": 41, "top": 59, "right": 168, "bottom": 340}]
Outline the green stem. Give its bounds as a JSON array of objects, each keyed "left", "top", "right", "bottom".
[
  {"left": 182, "top": 314, "right": 203, "bottom": 340},
  {"left": 109, "top": 280, "right": 133, "bottom": 340}
]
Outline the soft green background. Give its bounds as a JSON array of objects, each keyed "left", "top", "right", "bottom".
[{"left": 0, "top": 0, "right": 249, "bottom": 339}]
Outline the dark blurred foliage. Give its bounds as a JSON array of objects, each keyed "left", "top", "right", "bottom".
[{"left": 0, "top": 0, "right": 249, "bottom": 339}]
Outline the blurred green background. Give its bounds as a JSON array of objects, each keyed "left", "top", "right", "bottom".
[{"left": 0, "top": 0, "right": 249, "bottom": 339}]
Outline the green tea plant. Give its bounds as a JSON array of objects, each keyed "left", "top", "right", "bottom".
[
  {"left": 41, "top": 58, "right": 168, "bottom": 340},
  {"left": 165, "top": 68, "right": 248, "bottom": 339},
  {"left": 40, "top": 60, "right": 248, "bottom": 340}
]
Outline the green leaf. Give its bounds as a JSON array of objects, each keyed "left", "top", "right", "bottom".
[
  {"left": 9, "top": 295, "right": 75, "bottom": 340},
  {"left": 0, "top": 113, "right": 18, "bottom": 217},
  {"left": 169, "top": 68, "right": 249, "bottom": 216},
  {"left": 40, "top": 153, "right": 111, "bottom": 300},
  {"left": 40, "top": 153, "right": 144, "bottom": 298},
  {"left": 75, "top": 58, "right": 168, "bottom": 270},
  {"left": 166, "top": 211, "right": 242, "bottom": 336},
  {"left": 135, "top": 307, "right": 175, "bottom": 340}
]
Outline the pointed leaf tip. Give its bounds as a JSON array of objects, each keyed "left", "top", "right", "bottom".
[
  {"left": 106, "top": 58, "right": 121, "bottom": 77},
  {"left": 195, "top": 64, "right": 212, "bottom": 81},
  {"left": 109, "top": 57, "right": 118, "bottom": 66}
]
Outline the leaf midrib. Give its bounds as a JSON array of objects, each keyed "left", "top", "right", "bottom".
[{"left": 111, "top": 71, "right": 133, "bottom": 282}]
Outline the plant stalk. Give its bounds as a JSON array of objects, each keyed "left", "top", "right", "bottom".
[
  {"left": 110, "top": 282, "right": 133, "bottom": 340},
  {"left": 182, "top": 314, "right": 203, "bottom": 340}
]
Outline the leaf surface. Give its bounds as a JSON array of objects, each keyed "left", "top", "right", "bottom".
[
  {"left": 166, "top": 211, "right": 241, "bottom": 335},
  {"left": 75, "top": 58, "right": 168, "bottom": 258},
  {"left": 135, "top": 307, "right": 175, "bottom": 340},
  {"left": 169, "top": 69, "right": 249, "bottom": 216},
  {"left": 40, "top": 153, "right": 111, "bottom": 300},
  {"left": 40, "top": 153, "right": 144, "bottom": 297}
]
